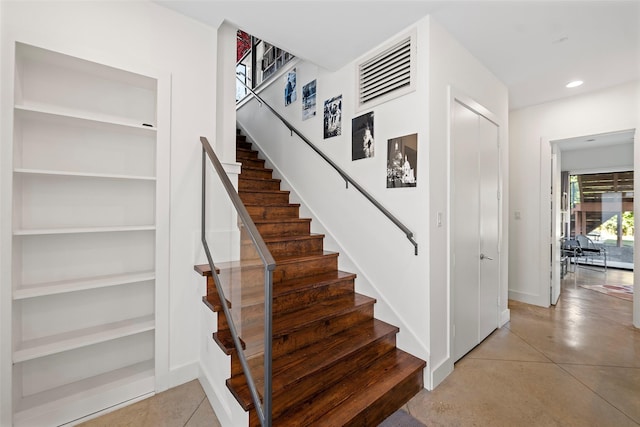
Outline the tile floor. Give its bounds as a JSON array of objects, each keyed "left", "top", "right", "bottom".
[{"left": 80, "top": 267, "right": 638, "bottom": 426}]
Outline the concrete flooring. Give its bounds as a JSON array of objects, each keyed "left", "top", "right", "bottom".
[{"left": 79, "top": 267, "right": 638, "bottom": 426}]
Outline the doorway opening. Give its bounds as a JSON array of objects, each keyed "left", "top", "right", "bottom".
[
  {"left": 569, "top": 171, "right": 634, "bottom": 270},
  {"left": 550, "top": 129, "right": 635, "bottom": 306}
]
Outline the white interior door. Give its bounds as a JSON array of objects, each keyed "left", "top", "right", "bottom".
[
  {"left": 452, "top": 99, "right": 500, "bottom": 361},
  {"left": 478, "top": 115, "right": 500, "bottom": 340}
]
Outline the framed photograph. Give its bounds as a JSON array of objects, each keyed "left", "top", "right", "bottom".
[
  {"left": 302, "top": 79, "right": 317, "bottom": 120},
  {"left": 285, "top": 68, "right": 297, "bottom": 106},
  {"left": 387, "top": 133, "right": 417, "bottom": 188},
  {"left": 352, "top": 112, "right": 374, "bottom": 160},
  {"left": 323, "top": 95, "right": 342, "bottom": 139}
]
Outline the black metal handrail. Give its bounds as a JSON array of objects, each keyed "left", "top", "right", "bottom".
[
  {"left": 201, "top": 136, "right": 274, "bottom": 426},
  {"left": 236, "top": 77, "right": 418, "bottom": 255}
]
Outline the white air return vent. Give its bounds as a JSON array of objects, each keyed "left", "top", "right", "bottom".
[{"left": 357, "top": 31, "right": 416, "bottom": 110}]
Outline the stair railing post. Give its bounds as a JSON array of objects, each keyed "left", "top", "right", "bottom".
[{"left": 200, "top": 137, "right": 275, "bottom": 427}]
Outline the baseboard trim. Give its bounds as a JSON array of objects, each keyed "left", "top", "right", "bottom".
[
  {"left": 500, "top": 308, "right": 511, "bottom": 327},
  {"left": 167, "top": 361, "right": 200, "bottom": 390},
  {"left": 430, "top": 357, "right": 453, "bottom": 390},
  {"left": 508, "top": 289, "right": 549, "bottom": 308},
  {"left": 198, "top": 359, "right": 247, "bottom": 427}
]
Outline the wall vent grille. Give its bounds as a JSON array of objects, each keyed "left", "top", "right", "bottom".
[{"left": 357, "top": 34, "right": 415, "bottom": 109}]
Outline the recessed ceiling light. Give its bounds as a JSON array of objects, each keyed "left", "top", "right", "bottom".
[{"left": 566, "top": 80, "right": 583, "bottom": 88}]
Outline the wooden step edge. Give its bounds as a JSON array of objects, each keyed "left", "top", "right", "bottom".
[
  {"left": 218, "top": 271, "right": 357, "bottom": 318},
  {"left": 236, "top": 147, "right": 258, "bottom": 154},
  {"left": 252, "top": 218, "right": 311, "bottom": 225},
  {"left": 260, "top": 233, "right": 325, "bottom": 244},
  {"left": 213, "top": 331, "right": 246, "bottom": 355},
  {"left": 194, "top": 264, "right": 219, "bottom": 276},
  {"left": 276, "top": 349, "right": 426, "bottom": 426},
  {"left": 239, "top": 189, "right": 290, "bottom": 196},
  {"left": 201, "top": 294, "right": 231, "bottom": 313},
  {"left": 193, "top": 251, "right": 338, "bottom": 277},
  {"left": 218, "top": 270, "right": 355, "bottom": 304},
  {"left": 228, "top": 320, "right": 400, "bottom": 408},
  {"left": 323, "top": 352, "right": 426, "bottom": 427},
  {"left": 272, "top": 293, "right": 376, "bottom": 338},
  {"left": 241, "top": 165, "right": 273, "bottom": 173},
  {"left": 274, "top": 270, "right": 356, "bottom": 296},
  {"left": 239, "top": 176, "right": 281, "bottom": 183},
  {"left": 244, "top": 202, "right": 301, "bottom": 208},
  {"left": 275, "top": 251, "right": 338, "bottom": 265}
]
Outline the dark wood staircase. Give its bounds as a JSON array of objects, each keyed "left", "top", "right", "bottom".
[{"left": 195, "top": 130, "right": 426, "bottom": 426}]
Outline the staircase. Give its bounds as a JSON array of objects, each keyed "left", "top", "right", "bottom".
[{"left": 195, "top": 130, "right": 426, "bottom": 426}]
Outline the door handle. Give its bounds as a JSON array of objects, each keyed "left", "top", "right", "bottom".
[{"left": 480, "top": 253, "right": 494, "bottom": 260}]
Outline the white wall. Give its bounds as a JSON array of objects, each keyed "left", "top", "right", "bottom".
[
  {"left": 561, "top": 143, "right": 633, "bottom": 173},
  {"left": 237, "top": 15, "right": 509, "bottom": 390},
  {"left": 509, "top": 81, "right": 640, "bottom": 328},
  {"left": 237, "top": 23, "right": 432, "bottom": 379},
  {"left": 1, "top": 1, "right": 219, "bottom": 424},
  {"left": 427, "top": 17, "right": 509, "bottom": 387}
]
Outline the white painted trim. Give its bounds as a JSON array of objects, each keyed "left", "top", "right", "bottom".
[
  {"left": 198, "top": 358, "right": 248, "bottom": 427},
  {"left": 508, "top": 289, "right": 549, "bottom": 307},
  {"left": 64, "top": 392, "right": 153, "bottom": 426},
  {"left": 500, "top": 308, "right": 511, "bottom": 327},
  {"left": 221, "top": 161, "right": 242, "bottom": 176},
  {"left": 166, "top": 361, "right": 200, "bottom": 391},
  {"left": 430, "top": 356, "right": 453, "bottom": 390}
]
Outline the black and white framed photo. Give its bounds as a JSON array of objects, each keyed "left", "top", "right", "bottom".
[
  {"left": 386, "top": 133, "right": 417, "bottom": 188},
  {"left": 352, "top": 112, "right": 374, "bottom": 160},
  {"left": 323, "top": 95, "right": 342, "bottom": 138},
  {"left": 285, "top": 68, "right": 297, "bottom": 106},
  {"left": 302, "top": 79, "right": 317, "bottom": 120}
]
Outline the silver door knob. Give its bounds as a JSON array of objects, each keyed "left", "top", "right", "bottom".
[{"left": 480, "top": 253, "right": 494, "bottom": 260}]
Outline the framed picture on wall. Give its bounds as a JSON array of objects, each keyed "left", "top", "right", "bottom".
[
  {"left": 285, "top": 68, "right": 297, "bottom": 106},
  {"left": 386, "top": 133, "right": 417, "bottom": 188},
  {"left": 352, "top": 112, "right": 374, "bottom": 160},
  {"left": 323, "top": 95, "right": 342, "bottom": 139},
  {"left": 302, "top": 79, "right": 317, "bottom": 120}
]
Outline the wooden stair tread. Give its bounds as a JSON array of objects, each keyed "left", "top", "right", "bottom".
[
  {"left": 196, "top": 129, "right": 426, "bottom": 426},
  {"left": 239, "top": 189, "right": 289, "bottom": 195},
  {"left": 244, "top": 202, "right": 300, "bottom": 208},
  {"left": 274, "top": 270, "right": 354, "bottom": 297},
  {"left": 273, "top": 293, "right": 374, "bottom": 336},
  {"left": 252, "top": 218, "right": 310, "bottom": 225},
  {"left": 212, "top": 270, "right": 356, "bottom": 316},
  {"left": 276, "top": 349, "right": 425, "bottom": 426},
  {"left": 193, "top": 251, "right": 339, "bottom": 277},
  {"left": 213, "top": 293, "right": 375, "bottom": 354},
  {"left": 228, "top": 319, "right": 399, "bottom": 409},
  {"left": 236, "top": 147, "right": 258, "bottom": 155},
  {"left": 239, "top": 176, "right": 281, "bottom": 184},
  {"left": 242, "top": 165, "right": 273, "bottom": 173},
  {"left": 260, "top": 233, "right": 324, "bottom": 244}
]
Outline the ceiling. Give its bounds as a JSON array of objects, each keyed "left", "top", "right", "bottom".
[
  {"left": 554, "top": 129, "right": 636, "bottom": 151},
  {"left": 157, "top": 1, "right": 640, "bottom": 110}
]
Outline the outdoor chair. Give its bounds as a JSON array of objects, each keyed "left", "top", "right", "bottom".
[{"left": 575, "top": 234, "right": 607, "bottom": 271}]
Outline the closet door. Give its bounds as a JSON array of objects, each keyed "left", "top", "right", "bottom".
[{"left": 452, "top": 99, "right": 500, "bottom": 361}]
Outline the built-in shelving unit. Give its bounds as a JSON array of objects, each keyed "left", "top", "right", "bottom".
[{"left": 11, "top": 42, "right": 159, "bottom": 426}]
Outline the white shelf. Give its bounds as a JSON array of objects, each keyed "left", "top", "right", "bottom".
[
  {"left": 14, "top": 104, "right": 156, "bottom": 133},
  {"left": 14, "top": 168, "right": 156, "bottom": 181},
  {"left": 14, "top": 315, "right": 155, "bottom": 363},
  {"left": 14, "top": 225, "right": 156, "bottom": 236},
  {"left": 14, "top": 360, "right": 154, "bottom": 426},
  {"left": 14, "top": 270, "right": 155, "bottom": 300}
]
